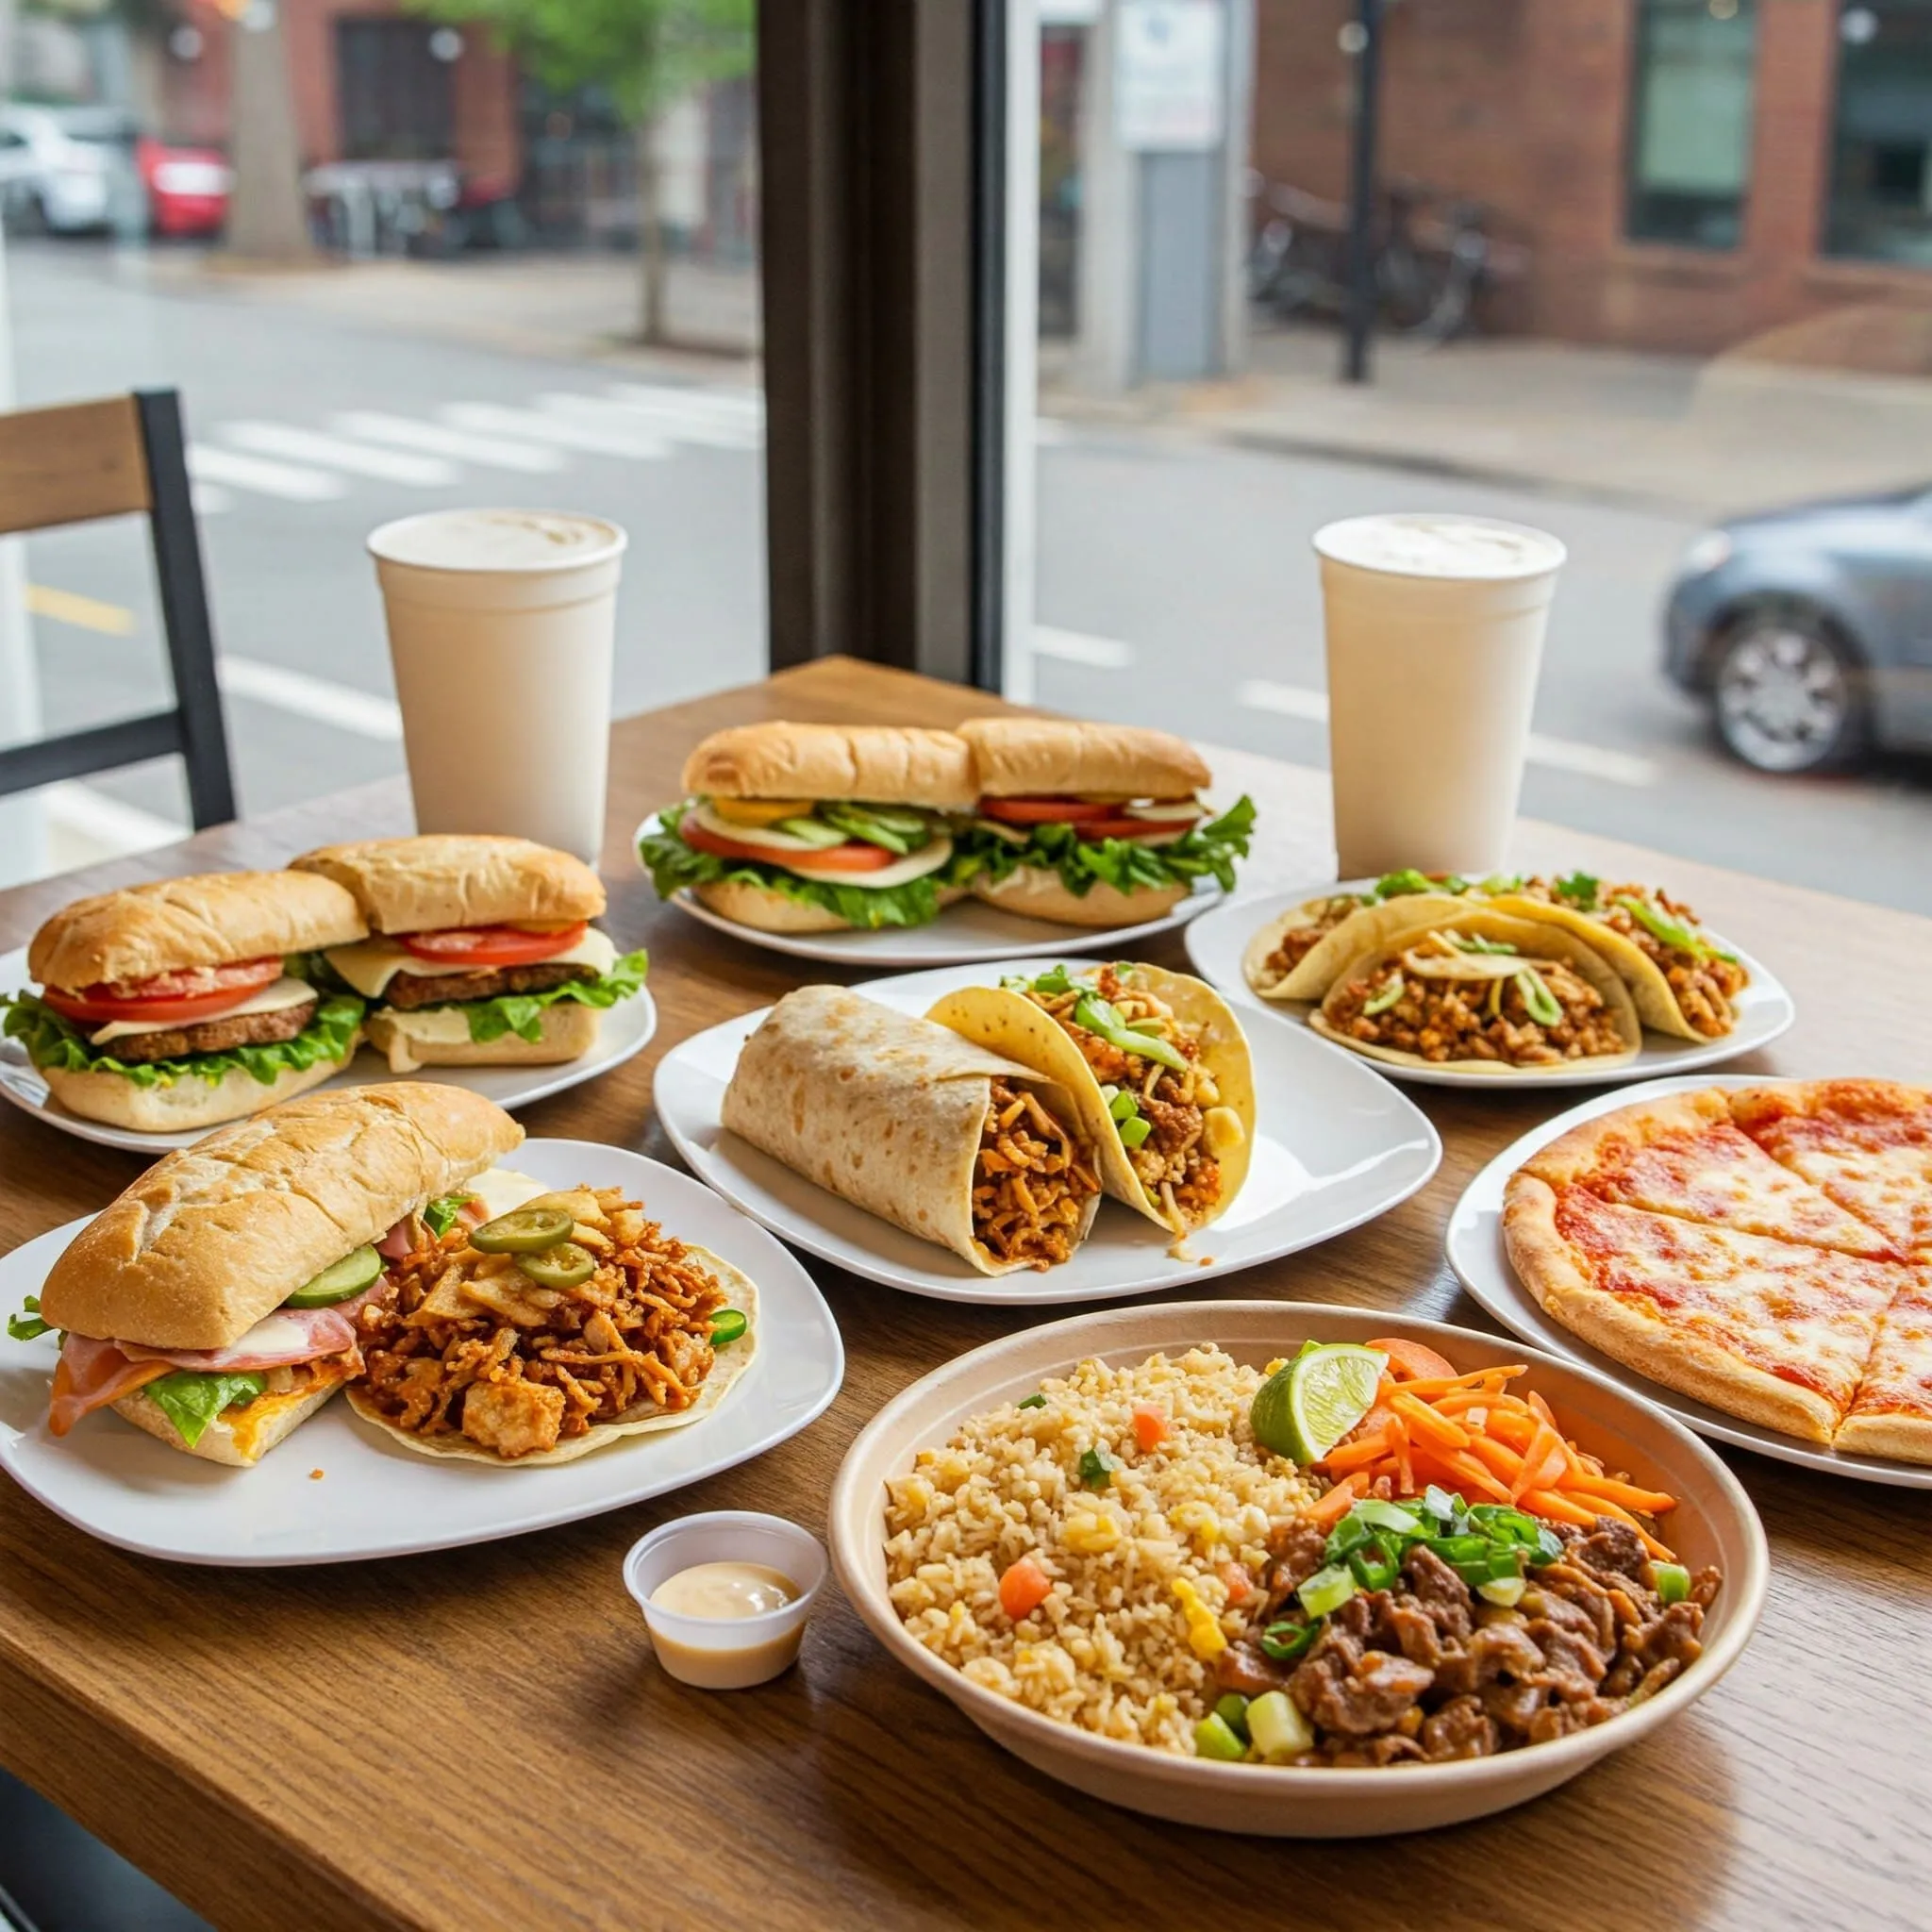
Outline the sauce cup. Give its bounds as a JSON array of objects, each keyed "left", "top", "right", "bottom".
[{"left": 623, "top": 1511, "right": 827, "bottom": 1690}]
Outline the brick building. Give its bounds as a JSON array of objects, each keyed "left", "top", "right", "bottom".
[{"left": 1251, "top": 0, "right": 1932, "bottom": 358}]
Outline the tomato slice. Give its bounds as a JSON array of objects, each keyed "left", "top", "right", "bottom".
[
  {"left": 400, "top": 922, "right": 588, "bottom": 968},
  {"left": 977, "top": 796, "right": 1197, "bottom": 840},
  {"left": 1367, "top": 1338, "right": 1461, "bottom": 1384},
  {"left": 682, "top": 819, "right": 896, "bottom": 872},
  {"left": 41, "top": 956, "right": 284, "bottom": 1025}
]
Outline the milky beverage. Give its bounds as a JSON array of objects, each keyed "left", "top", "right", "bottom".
[
  {"left": 1314, "top": 513, "right": 1566, "bottom": 878},
  {"left": 368, "top": 510, "right": 626, "bottom": 863}
]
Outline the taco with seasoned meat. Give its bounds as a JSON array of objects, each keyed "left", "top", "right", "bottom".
[
  {"left": 926, "top": 961, "right": 1255, "bottom": 1237},
  {"left": 1242, "top": 869, "right": 1489, "bottom": 1003},
  {"left": 1310, "top": 910, "right": 1641, "bottom": 1075}
]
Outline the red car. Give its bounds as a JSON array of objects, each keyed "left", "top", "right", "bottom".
[{"left": 137, "top": 136, "right": 229, "bottom": 239}]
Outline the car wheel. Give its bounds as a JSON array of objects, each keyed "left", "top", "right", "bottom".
[{"left": 1711, "top": 614, "right": 1868, "bottom": 774}]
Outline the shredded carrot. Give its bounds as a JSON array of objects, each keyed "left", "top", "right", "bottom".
[
  {"left": 1464, "top": 1432, "right": 1524, "bottom": 1486},
  {"left": 1565, "top": 1469, "right": 1677, "bottom": 1516},
  {"left": 1303, "top": 1472, "right": 1368, "bottom": 1528},
  {"left": 1321, "top": 1429, "right": 1393, "bottom": 1475},
  {"left": 1519, "top": 1487, "right": 1602, "bottom": 1529},
  {"left": 1390, "top": 1391, "right": 1473, "bottom": 1452},
  {"left": 1509, "top": 1421, "right": 1570, "bottom": 1504}
]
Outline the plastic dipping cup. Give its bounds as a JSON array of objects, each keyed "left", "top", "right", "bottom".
[
  {"left": 1314, "top": 512, "right": 1566, "bottom": 879},
  {"left": 368, "top": 509, "right": 627, "bottom": 864},
  {"left": 624, "top": 1511, "right": 827, "bottom": 1690}
]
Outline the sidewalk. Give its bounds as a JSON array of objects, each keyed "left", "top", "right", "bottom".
[{"left": 1041, "top": 325, "right": 1932, "bottom": 518}]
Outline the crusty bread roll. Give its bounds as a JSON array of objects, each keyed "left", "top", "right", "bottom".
[
  {"left": 111, "top": 1358, "right": 357, "bottom": 1466},
  {"left": 40, "top": 1041, "right": 359, "bottom": 1136},
  {"left": 28, "top": 871, "right": 368, "bottom": 990},
  {"left": 290, "top": 834, "right": 605, "bottom": 934},
  {"left": 368, "top": 1000, "right": 602, "bottom": 1072},
  {"left": 972, "top": 867, "right": 1191, "bottom": 928},
  {"left": 958, "top": 717, "right": 1209, "bottom": 800},
  {"left": 40, "top": 1083, "right": 523, "bottom": 1350},
  {"left": 692, "top": 877, "right": 968, "bottom": 934},
  {"left": 679, "top": 723, "right": 977, "bottom": 808}
]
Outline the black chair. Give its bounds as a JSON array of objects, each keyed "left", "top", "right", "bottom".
[{"left": 0, "top": 388, "right": 235, "bottom": 828}]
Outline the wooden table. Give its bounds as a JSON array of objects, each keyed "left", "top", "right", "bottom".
[{"left": 1, "top": 657, "right": 1926, "bottom": 1932}]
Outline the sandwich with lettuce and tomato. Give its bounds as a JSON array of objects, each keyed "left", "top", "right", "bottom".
[
  {"left": 290, "top": 835, "right": 646, "bottom": 1073},
  {"left": 1, "top": 869, "right": 370, "bottom": 1134},
  {"left": 957, "top": 717, "right": 1255, "bottom": 927},
  {"left": 637, "top": 722, "right": 981, "bottom": 933}
]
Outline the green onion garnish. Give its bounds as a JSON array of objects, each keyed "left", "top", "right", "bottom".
[
  {"left": 1654, "top": 1561, "right": 1691, "bottom": 1605},
  {"left": 1017, "top": 1393, "right": 1047, "bottom": 1410}
]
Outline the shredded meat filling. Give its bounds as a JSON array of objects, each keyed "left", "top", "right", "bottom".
[
  {"left": 974, "top": 1078, "right": 1102, "bottom": 1271},
  {"left": 1327, "top": 957, "right": 1625, "bottom": 1065}
]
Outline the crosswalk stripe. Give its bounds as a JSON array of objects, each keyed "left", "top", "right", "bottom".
[
  {"left": 330, "top": 410, "right": 566, "bottom": 474},
  {"left": 608, "top": 381, "right": 763, "bottom": 425},
  {"left": 565, "top": 391, "right": 760, "bottom": 449},
  {"left": 441, "top": 403, "right": 672, "bottom": 460},
  {"left": 43, "top": 781, "right": 187, "bottom": 858},
  {"left": 1033, "top": 625, "right": 1135, "bottom": 669},
  {"left": 219, "top": 422, "right": 458, "bottom": 486},
  {"left": 186, "top": 443, "right": 347, "bottom": 502},
  {"left": 218, "top": 657, "right": 403, "bottom": 741},
  {"left": 191, "top": 481, "right": 233, "bottom": 517}
]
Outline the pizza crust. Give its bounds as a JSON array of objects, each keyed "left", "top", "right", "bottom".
[{"left": 1832, "top": 1411, "right": 1932, "bottom": 1463}]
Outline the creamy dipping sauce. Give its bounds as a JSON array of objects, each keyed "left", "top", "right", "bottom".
[
  {"left": 644, "top": 1561, "right": 807, "bottom": 1690},
  {"left": 652, "top": 1562, "right": 798, "bottom": 1620}
]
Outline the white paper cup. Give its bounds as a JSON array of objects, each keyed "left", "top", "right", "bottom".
[
  {"left": 369, "top": 509, "right": 627, "bottom": 864},
  {"left": 1314, "top": 513, "right": 1565, "bottom": 879}
]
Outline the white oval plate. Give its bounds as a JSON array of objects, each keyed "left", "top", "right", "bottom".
[
  {"left": 652, "top": 958, "right": 1441, "bottom": 1307},
  {"left": 0, "top": 943, "right": 657, "bottom": 1153},
  {"left": 1445, "top": 1074, "right": 1932, "bottom": 1489},
  {"left": 0, "top": 1141, "right": 845, "bottom": 1563},
  {"left": 1185, "top": 880, "right": 1795, "bottom": 1089},
  {"left": 635, "top": 813, "right": 1223, "bottom": 968}
]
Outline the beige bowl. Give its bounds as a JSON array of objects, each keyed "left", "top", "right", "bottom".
[{"left": 828, "top": 1300, "right": 1767, "bottom": 1837}]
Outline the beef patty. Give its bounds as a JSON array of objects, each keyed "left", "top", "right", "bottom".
[
  {"left": 381, "top": 960, "right": 595, "bottom": 1010},
  {"left": 105, "top": 997, "right": 320, "bottom": 1064}
]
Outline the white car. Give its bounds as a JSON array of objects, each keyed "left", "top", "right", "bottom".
[{"left": 0, "top": 106, "right": 140, "bottom": 235}]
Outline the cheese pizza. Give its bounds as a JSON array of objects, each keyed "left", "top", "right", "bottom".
[{"left": 1503, "top": 1079, "right": 1932, "bottom": 1461}]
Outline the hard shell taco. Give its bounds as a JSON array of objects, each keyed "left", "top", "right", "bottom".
[
  {"left": 925, "top": 961, "right": 1256, "bottom": 1237},
  {"left": 1242, "top": 869, "right": 1488, "bottom": 1003},
  {"left": 1310, "top": 910, "right": 1642, "bottom": 1075}
]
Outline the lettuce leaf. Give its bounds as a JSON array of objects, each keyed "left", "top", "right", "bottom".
[
  {"left": 7, "top": 1296, "right": 49, "bottom": 1342},
  {"left": 638, "top": 806, "right": 977, "bottom": 930},
  {"left": 142, "top": 1369, "right": 267, "bottom": 1449},
  {"left": 966, "top": 795, "right": 1256, "bottom": 899},
  {"left": 455, "top": 948, "right": 649, "bottom": 1044},
  {"left": 0, "top": 992, "right": 366, "bottom": 1090}
]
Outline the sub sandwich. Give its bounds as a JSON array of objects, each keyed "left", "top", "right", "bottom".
[
  {"left": 637, "top": 723, "right": 980, "bottom": 933},
  {"left": 1, "top": 870, "right": 369, "bottom": 1133},
  {"left": 291, "top": 835, "right": 647, "bottom": 1072},
  {"left": 958, "top": 718, "right": 1254, "bottom": 927},
  {"left": 12, "top": 1084, "right": 523, "bottom": 1464}
]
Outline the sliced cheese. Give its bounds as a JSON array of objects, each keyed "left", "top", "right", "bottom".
[
  {"left": 467, "top": 1167, "right": 551, "bottom": 1220},
  {"left": 88, "top": 976, "right": 317, "bottom": 1047},
  {"left": 776, "top": 837, "right": 955, "bottom": 890},
  {"left": 325, "top": 926, "right": 618, "bottom": 999}
]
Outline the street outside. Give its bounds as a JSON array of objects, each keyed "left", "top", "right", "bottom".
[{"left": 7, "top": 239, "right": 1929, "bottom": 913}]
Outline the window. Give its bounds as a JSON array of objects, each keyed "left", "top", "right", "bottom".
[
  {"left": 1625, "top": 0, "right": 1758, "bottom": 249},
  {"left": 1825, "top": 1, "right": 1932, "bottom": 265}
]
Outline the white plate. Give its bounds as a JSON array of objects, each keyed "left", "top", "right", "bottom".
[
  {"left": 0, "top": 1141, "right": 846, "bottom": 1563},
  {"left": 0, "top": 943, "right": 657, "bottom": 1152},
  {"left": 1185, "top": 880, "right": 1795, "bottom": 1089},
  {"left": 1445, "top": 1074, "right": 1932, "bottom": 1489},
  {"left": 635, "top": 813, "right": 1222, "bottom": 967},
  {"left": 653, "top": 958, "right": 1441, "bottom": 1306}
]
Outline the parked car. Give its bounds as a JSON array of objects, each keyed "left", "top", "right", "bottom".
[
  {"left": 137, "top": 135, "right": 229, "bottom": 239},
  {"left": 1663, "top": 486, "right": 1932, "bottom": 774},
  {"left": 0, "top": 105, "right": 136, "bottom": 235}
]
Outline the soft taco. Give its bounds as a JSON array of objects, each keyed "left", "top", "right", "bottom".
[
  {"left": 347, "top": 1187, "right": 758, "bottom": 1465},
  {"left": 926, "top": 961, "right": 1256, "bottom": 1237},
  {"left": 1310, "top": 910, "right": 1642, "bottom": 1075},
  {"left": 1242, "top": 869, "right": 1491, "bottom": 1003},
  {"left": 1487, "top": 872, "right": 1749, "bottom": 1041}
]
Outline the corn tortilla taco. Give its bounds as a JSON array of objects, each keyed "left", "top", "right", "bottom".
[{"left": 926, "top": 961, "right": 1256, "bottom": 1237}]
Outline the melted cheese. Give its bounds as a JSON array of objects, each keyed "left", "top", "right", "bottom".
[
  {"left": 467, "top": 1167, "right": 551, "bottom": 1219},
  {"left": 325, "top": 926, "right": 617, "bottom": 998},
  {"left": 777, "top": 837, "right": 955, "bottom": 890},
  {"left": 88, "top": 976, "right": 317, "bottom": 1047}
]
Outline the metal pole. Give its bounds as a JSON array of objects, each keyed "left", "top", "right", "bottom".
[{"left": 1341, "top": 0, "right": 1383, "bottom": 384}]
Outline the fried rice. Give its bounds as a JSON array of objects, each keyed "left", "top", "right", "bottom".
[{"left": 883, "top": 1346, "right": 1319, "bottom": 1753}]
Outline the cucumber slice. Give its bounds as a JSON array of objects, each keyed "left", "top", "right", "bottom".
[{"left": 285, "top": 1245, "right": 382, "bottom": 1307}]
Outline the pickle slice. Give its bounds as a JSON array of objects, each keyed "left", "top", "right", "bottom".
[
  {"left": 472, "top": 1207, "right": 575, "bottom": 1255},
  {"left": 515, "top": 1243, "right": 596, "bottom": 1290},
  {"left": 285, "top": 1245, "right": 382, "bottom": 1308}
]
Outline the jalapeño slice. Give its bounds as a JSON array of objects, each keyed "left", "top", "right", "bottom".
[
  {"left": 515, "top": 1243, "right": 596, "bottom": 1290},
  {"left": 472, "top": 1207, "right": 575, "bottom": 1255}
]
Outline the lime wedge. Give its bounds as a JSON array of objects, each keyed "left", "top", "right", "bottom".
[{"left": 1249, "top": 1343, "right": 1387, "bottom": 1464}]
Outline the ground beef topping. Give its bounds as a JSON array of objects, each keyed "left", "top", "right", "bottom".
[{"left": 973, "top": 1077, "right": 1103, "bottom": 1271}]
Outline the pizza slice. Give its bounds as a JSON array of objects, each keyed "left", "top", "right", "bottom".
[
  {"left": 1503, "top": 1174, "right": 1901, "bottom": 1443},
  {"left": 1835, "top": 1267, "right": 1932, "bottom": 1466},
  {"left": 1730, "top": 1080, "right": 1932, "bottom": 1260},
  {"left": 1519, "top": 1088, "right": 1901, "bottom": 1259}
]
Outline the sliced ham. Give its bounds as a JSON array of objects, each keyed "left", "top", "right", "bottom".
[
  {"left": 120, "top": 1303, "right": 358, "bottom": 1373},
  {"left": 48, "top": 1334, "right": 170, "bottom": 1438},
  {"left": 376, "top": 1218, "right": 417, "bottom": 1261}
]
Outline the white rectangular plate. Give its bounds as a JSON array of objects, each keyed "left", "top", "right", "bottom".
[
  {"left": 636, "top": 813, "right": 1222, "bottom": 967},
  {"left": 0, "top": 1141, "right": 846, "bottom": 1562},
  {"left": 1184, "top": 880, "right": 1795, "bottom": 1089},
  {"left": 1445, "top": 1074, "right": 1932, "bottom": 1488},
  {"left": 0, "top": 943, "right": 657, "bottom": 1152},
  {"left": 652, "top": 958, "right": 1441, "bottom": 1306}
]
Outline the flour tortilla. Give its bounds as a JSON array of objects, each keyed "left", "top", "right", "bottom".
[
  {"left": 720, "top": 985, "right": 1099, "bottom": 1274},
  {"left": 346, "top": 1251, "right": 758, "bottom": 1466},
  {"left": 1309, "top": 910, "right": 1642, "bottom": 1075},
  {"left": 1243, "top": 889, "right": 1474, "bottom": 1002},
  {"left": 926, "top": 964, "right": 1257, "bottom": 1235}
]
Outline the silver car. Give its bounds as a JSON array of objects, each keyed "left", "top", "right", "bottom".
[
  {"left": 0, "top": 106, "right": 141, "bottom": 236},
  {"left": 1663, "top": 488, "right": 1932, "bottom": 773}
]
